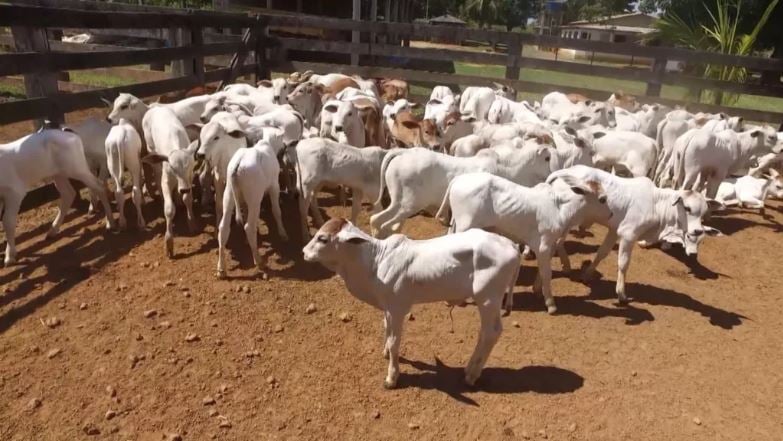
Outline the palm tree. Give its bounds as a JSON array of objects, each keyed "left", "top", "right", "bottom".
[{"left": 650, "top": 0, "right": 779, "bottom": 105}]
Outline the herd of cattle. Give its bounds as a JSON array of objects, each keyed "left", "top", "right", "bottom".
[{"left": 2, "top": 70, "right": 783, "bottom": 388}]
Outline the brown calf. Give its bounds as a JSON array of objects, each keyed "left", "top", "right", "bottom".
[{"left": 390, "top": 111, "right": 443, "bottom": 152}]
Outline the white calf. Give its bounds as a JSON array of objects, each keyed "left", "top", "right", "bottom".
[
  {"left": 286, "top": 138, "right": 389, "bottom": 241},
  {"left": 141, "top": 106, "right": 200, "bottom": 258},
  {"left": 487, "top": 96, "right": 542, "bottom": 125},
  {"left": 217, "top": 139, "right": 287, "bottom": 278},
  {"left": 1, "top": 129, "right": 115, "bottom": 266},
  {"left": 105, "top": 119, "right": 145, "bottom": 230},
  {"left": 715, "top": 171, "right": 783, "bottom": 212},
  {"left": 548, "top": 165, "right": 722, "bottom": 303},
  {"left": 436, "top": 172, "right": 609, "bottom": 314},
  {"left": 303, "top": 218, "right": 520, "bottom": 388},
  {"left": 370, "top": 142, "right": 552, "bottom": 238},
  {"left": 587, "top": 129, "right": 657, "bottom": 178}
]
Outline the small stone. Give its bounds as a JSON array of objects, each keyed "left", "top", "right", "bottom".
[
  {"left": 160, "top": 321, "right": 171, "bottom": 329},
  {"left": 203, "top": 396, "right": 216, "bottom": 405},
  {"left": 273, "top": 325, "right": 284, "bottom": 333},
  {"left": 208, "top": 409, "right": 218, "bottom": 417},
  {"left": 512, "top": 321, "right": 520, "bottom": 328},
  {"left": 218, "top": 416, "right": 232, "bottom": 429},
  {"left": 631, "top": 371, "right": 637, "bottom": 377},
  {"left": 406, "top": 313, "right": 415, "bottom": 321},
  {"left": 235, "top": 286, "right": 243, "bottom": 293},
  {"left": 135, "top": 333, "right": 144, "bottom": 341},
  {"left": 47, "top": 348, "right": 61, "bottom": 359},
  {"left": 167, "top": 434, "right": 183, "bottom": 441},
  {"left": 371, "top": 409, "right": 380, "bottom": 419},
  {"left": 537, "top": 429, "right": 547, "bottom": 438},
  {"left": 117, "top": 283, "right": 128, "bottom": 291},
  {"left": 521, "top": 431, "right": 531, "bottom": 439},
  {"left": 185, "top": 333, "right": 200, "bottom": 342},
  {"left": 305, "top": 303, "right": 317, "bottom": 314},
  {"left": 82, "top": 423, "right": 100, "bottom": 435},
  {"left": 218, "top": 384, "right": 229, "bottom": 393},
  {"left": 143, "top": 309, "right": 157, "bottom": 318},
  {"left": 44, "top": 317, "right": 61, "bottom": 328},
  {"left": 79, "top": 303, "right": 88, "bottom": 310},
  {"left": 339, "top": 313, "right": 352, "bottom": 323},
  {"left": 693, "top": 417, "right": 702, "bottom": 425},
  {"left": 568, "top": 423, "right": 577, "bottom": 432},
  {"left": 27, "top": 397, "right": 41, "bottom": 410},
  {"left": 407, "top": 422, "right": 420, "bottom": 430},
  {"left": 105, "top": 409, "right": 116, "bottom": 420},
  {"left": 106, "top": 386, "right": 116, "bottom": 397},
  {"left": 164, "top": 280, "right": 176, "bottom": 287},
  {"left": 243, "top": 285, "right": 251, "bottom": 293},
  {"left": 266, "top": 375, "right": 276, "bottom": 385}
]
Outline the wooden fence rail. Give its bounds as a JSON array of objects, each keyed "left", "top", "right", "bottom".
[{"left": 0, "top": 2, "right": 782, "bottom": 127}]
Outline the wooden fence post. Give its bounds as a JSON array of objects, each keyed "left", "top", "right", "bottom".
[
  {"left": 646, "top": 57, "right": 667, "bottom": 97},
  {"left": 168, "top": 26, "right": 194, "bottom": 78},
  {"left": 11, "top": 25, "right": 62, "bottom": 128},
  {"left": 505, "top": 33, "right": 522, "bottom": 86},
  {"left": 256, "top": 17, "right": 271, "bottom": 82},
  {"left": 191, "top": 25, "right": 205, "bottom": 85},
  {"left": 351, "top": 0, "right": 361, "bottom": 66}
]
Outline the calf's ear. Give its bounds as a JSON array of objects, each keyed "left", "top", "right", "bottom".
[
  {"left": 671, "top": 195, "right": 683, "bottom": 206},
  {"left": 401, "top": 120, "right": 420, "bottom": 130},
  {"left": 706, "top": 199, "right": 725, "bottom": 212},
  {"left": 703, "top": 226, "right": 723, "bottom": 237}
]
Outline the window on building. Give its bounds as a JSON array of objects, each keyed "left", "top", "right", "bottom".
[
  {"left": 614, "top": 34, "right": 628, "bottom": 43},
  {"left": 581, "top": 32, "right": 588, "bottom": 39}
]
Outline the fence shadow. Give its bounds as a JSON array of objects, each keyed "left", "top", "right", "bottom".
[{"left": 398, "top": 356, "right": 584, "bottom": 406}]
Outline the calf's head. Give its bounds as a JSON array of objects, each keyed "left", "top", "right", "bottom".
[
  {"left": 108, "top": 93, "right": 146, "bottom": 125},
  {"left": 303, "top": 218, "right": 371, "bottom": 271},
  {"left": 196, "top": 118, "right": 246, "bottom": 160},
  {"left": 669, "top": 190, "right": 723, "bottom": 256},
  {"left": 142, "top": 141, "right": 200, "bottom": 194},
  {"left": 258, "top": 78, "right": 294, "bottom": 105}
]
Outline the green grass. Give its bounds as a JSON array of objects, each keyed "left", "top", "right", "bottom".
[
  {"left": 0, "top": 81, "right": 25, "bottom": 98},
  {"left": 452, "top": 61, "right": 783, "bottom": 114},
  {"left": 68, "top": 71, "right": 136, "bottom": 88}
]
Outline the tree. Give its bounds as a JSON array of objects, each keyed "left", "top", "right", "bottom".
[
  {"left": 461, "top": 0, "right": 502, "bottom": 28},
  {"left": 637, "top": 0, "right": 659, "bottom": 14},
  {"left": 498, "top": 0, "right": 532, "bottom": 30},
  {"left": 564, "top": 0, "right": 634, "bottom": 23},
  {"left": 651, "top": 0, "right": 780, "bottom": 103}
]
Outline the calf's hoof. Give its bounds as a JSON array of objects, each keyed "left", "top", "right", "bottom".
[
  {"left": 546, "top": 305, "right": 558, "bottom": 315},
  {"left": 4, "top": 257, "right": 17, "bottom": 267},
  {"left": 216, "top": 270, "right": 227, "bottom": 280},
  {"left": 383, "top": 378, "right": 397, "bottom": 390}
]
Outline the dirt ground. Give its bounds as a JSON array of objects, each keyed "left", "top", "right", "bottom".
[{"left": 2, "top": 114, "right": 783, "bottom": 441}]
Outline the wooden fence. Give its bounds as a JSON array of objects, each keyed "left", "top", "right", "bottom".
[{"left": 1, "top": 1, "right": 783, "bottom": 127}]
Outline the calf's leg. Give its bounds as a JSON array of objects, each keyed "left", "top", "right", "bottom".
[
  {"left": 615, "top": 238, "right": 634, "bottom": 304},
  {"left": 48, "top": 176, "right": 77, "bottom": 238},
  {"left": 2, "top": 192, "right": 23, "bottom": 266},
  {"left": 465, "top": 302, "right": 503, "bottom": 386},
  {"left": 583, "top": 230, "right": 618, "bottom": 282},
  {"left": 383, "top": 309, "right": 406, "bottom": 389}
]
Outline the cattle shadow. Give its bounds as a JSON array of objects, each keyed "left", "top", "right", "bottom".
[
  {"left": 709, "top": 210, "right": 783, "bottom": 235},
  {"left": 655, "top": 247, "right": 728, "bottom": 281},
  {"left": 511, "top": 291, "right": 654, "bottom": 325},
  {"left": 585, "top": 278, "right": 746, "bottom": 330},
  {"left": 397, "top": 357, "right": 584, "bottom": 406},
  {"left": 0, "top": 223, "right": 158, "bottom": 333}
]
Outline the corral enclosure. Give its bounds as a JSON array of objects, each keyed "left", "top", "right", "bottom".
[{"left": 2, "top": 2, "right": 783, "bottom": 440}]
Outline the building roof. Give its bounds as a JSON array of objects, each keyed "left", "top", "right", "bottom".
[
  {"left": 560, "top": 23, "right": 656, "bottom": 34},
  {"left": 428, "top": 14, "right": 466, "bottom": 25},
  {"left": 568, "top": 12, "right": 656, "bottom": 26}
]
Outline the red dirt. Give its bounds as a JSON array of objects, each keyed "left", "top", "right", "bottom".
[{"left": 2, "top": 114, "right": 783, "bottom": 440}]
